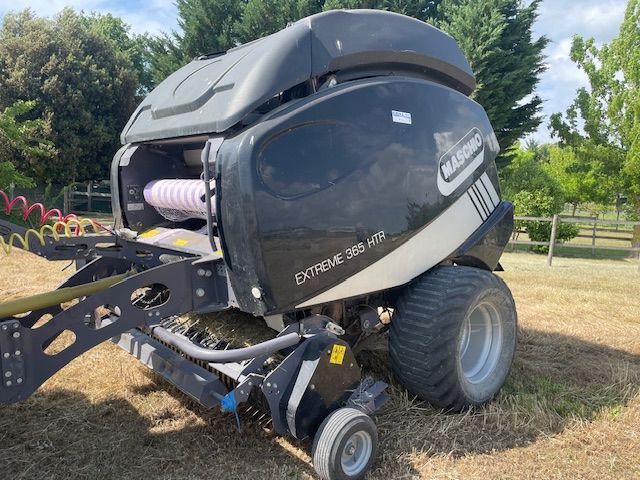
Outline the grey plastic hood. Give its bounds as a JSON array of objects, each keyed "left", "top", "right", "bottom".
[{"left": 121, "top": 9, "right": 475, "bottom": 144}]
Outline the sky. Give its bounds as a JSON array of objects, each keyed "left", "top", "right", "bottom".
[{"left": 0, "top": 0, "right": 629, "bottom": 144}]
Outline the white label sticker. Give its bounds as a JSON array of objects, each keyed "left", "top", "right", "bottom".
[
  {"left": 392, "top": 110, "right": 412, "bottom": 125},
  {"left": 127, "top": 202, "right": 145, "bottom": 211}
]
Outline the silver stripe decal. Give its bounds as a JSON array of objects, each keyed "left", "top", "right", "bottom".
[
  {"left": 296, "top": 192, "right": 484, "bottom": 308},
  {"left": 473, "top": 184, "right": 491, "bottom": 217},
  {"left": 478, "top": 177, "right": 496, "bottom": 208},
  {"left": 467, "top": 191, "right": 485, "bottom": 220},
  {"left": 480, "top": 172, "right": 500, "bottom": 207}
]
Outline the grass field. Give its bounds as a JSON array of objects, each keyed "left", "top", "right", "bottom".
[{"left": 0, "top": 250, "right": 639, "bottom": 479}]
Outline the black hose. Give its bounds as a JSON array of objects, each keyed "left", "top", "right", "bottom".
[
  {"left": 151, "top": 326, "right": 301, "bottom": 363},
  {"left": 201, "top": 140, "right": 216, "bottom": 252}
]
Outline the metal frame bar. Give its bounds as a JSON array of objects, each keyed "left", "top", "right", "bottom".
[
  {"left": 0, "top": 218, "right": 199, "bottom": 266},
  {"left": 0, "top": 258, "right": 213, "bottom": 404},
  {"left": 116, "top": 329, "right": 229, "bottom": 408}
]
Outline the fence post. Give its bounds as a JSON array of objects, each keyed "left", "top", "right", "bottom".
[
  {"left": 591, "top": 221, "right": 597, "bottom": 255},
  {"left": 86, "top": 183, "right": 92, "bottom": 212},
  {"left": 547, "top": 214, "right": 559, "bottom": 267},
  {"left": 63, "top": 189, "right": 69, "bottom": 216},
  {"left": 8, "top": 182, "right": 14, "bottom": 199}
]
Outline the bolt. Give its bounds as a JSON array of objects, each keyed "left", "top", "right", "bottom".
[
  {"left": 205, "top": 270, "right": 212, "bottom": 277},
  {"left": 2, "top": 325, "right": 7, "bottom": 331},
  {"left": 266, "top": 382, "right": 271, "bottom": 387},
  {"left": 16, "top": 378, "right": 22, "bottom": 384},
  {"left": 345, "top": 443, "right": 356, "bottom": 456},
  {"left": 5, "top": 371, "right": 11, "bottom": 378},
  {"left": 148, "top": 312, "right": 153, "bottom": 317},
  {"left": 14, "top": 351, "right": 20, "bottom": 356},
  {"left": 12, "top": 332, "right": 19, "bottom": 339},
  {"left": 196, "top": 288, "right": 205, "bottom": 297},
  {"left": 309, "top": 384, "right": 315, "bottom": 390},
  {"left": 3, "top": 353, "right": 8, "bottom": 359},
  {"left": 273, "top": 383, "right": 277, "bottom": 389},
  {"left": 350, "top": 363, "right": 353, "bottom": 368},
  {"left": 197, "top": 268, "right": 206, "bottom": 277},
  {"left": 251, "top": 287, "right": 262, "bottom": 299},
  {"left": 5, "top": 381, "right": 11, "bottom": 387},
  {"left": 155, "top": 311, "right": 160, "bottom": 316},
  {"left": 12, "top": 323, "right": 18, "bottom": 329}
]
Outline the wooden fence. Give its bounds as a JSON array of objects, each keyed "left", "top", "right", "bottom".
[
  {"left": 59, "top": 182, "right": 640, "bottom": 270},
  {"left": 63, "top": 182, "right": 112, "bottom": 215},
  {"left": 510, "top": 215, "right": 640, "bottom": 270}
]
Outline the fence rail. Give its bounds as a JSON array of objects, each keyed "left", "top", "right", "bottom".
[
  {"left": 63, "top": 182, "right": 112, "bottom": 215},
  {"left": 511, "top": 214, "right": 640, "bottom": 270}
]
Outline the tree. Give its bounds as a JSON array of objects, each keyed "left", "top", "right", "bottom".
[
  {"left": 543, "top": 145, "right": 618, "bottom": 216},
  {"left": 148, "top": 0, "right": 328, "bottom": 83},
  {"left": 0, "top": 101, "right": 52, "bottom": 189},
  {"left": 549, "top": 0, "right": 640, "bottom": 245},
  {"left": 0, "top": 9, "right": 139, "bottom": 185},
  {"left": 436, "top": 0, "right": 547, "bottom": 165},
  {"left": 237, "top": 0, "right": 322, "bottom": 43},
  {"left": 501, "top": 144, "right": 578, "bottom": 251},
  {"left": 147, "top": 0, "right": 246, "bottom": 83},
  {"left": 80, "top": 13, "right": 154, "bottom": 94},
  {"left": 323, "top": 0, "right": 441, "bottom": 19}
]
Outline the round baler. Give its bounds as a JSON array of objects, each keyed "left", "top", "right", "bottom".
[{"left": 0, "top": 9, "right": 516, "bottom": 480}]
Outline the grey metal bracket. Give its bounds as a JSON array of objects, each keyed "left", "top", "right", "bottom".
[
  {"left": 0, "top": 321, "right": 25, "bottom": 389},
  {"left": 220, "top": 373, "right": 264, "bottom": 413},
  {"left": 346, "top": 377, "right": 390, "bottom": 415},
  {"left": 115, "top": 329, "right": 228, "bottom": 408},
  {"left": 260, "top": 331, "right": 335, "bottom": 435}
]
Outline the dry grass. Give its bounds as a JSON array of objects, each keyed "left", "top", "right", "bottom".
[{"left": 0, "top": 250, "right": 639, "bottom": 479}]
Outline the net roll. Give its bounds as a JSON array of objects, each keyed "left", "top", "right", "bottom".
[{"left": 143, "top": 179, "right": 215, "bottom": 222}]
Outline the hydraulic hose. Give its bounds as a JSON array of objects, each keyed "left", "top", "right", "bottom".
[{"left": 151, "top": 325, "right": 301, "bottom": 363}]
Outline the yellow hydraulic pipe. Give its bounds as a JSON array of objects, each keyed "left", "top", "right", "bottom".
[{"left": 0, "top": 273, "right": 130, "bottom": 318}]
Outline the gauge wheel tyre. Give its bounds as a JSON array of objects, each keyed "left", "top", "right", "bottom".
[
  {"left": 389, "top": 265, "right": 517, "bottom": 410},
  {"left": 312, "top": 407, "right": 378, "bottom": 480}
]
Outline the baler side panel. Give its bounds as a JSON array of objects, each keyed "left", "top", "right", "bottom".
[{"left": 219, "top": 77, "right": 501, "bottom": 314}]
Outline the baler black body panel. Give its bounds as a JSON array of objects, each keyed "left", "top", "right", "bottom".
[
  {"left": 218, "top": 77, "right": 502, "bottom": 314},
  {"left": 121, "top": 9, "right": 475, "bottom": 144}
]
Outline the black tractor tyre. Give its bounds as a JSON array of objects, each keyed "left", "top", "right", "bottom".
[{"left": 389, "top": 265, "right": 517, "bottom": 410}]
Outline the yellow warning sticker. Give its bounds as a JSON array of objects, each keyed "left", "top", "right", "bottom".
[
  {"left": 139, "top": 228, "right": 160, "bottom": 239},
  {"left": 329, "top": 344, "right": 347, "bottom": 365},
  {"left": 173, "top": 238, "right": 189, "bottom": 247}
]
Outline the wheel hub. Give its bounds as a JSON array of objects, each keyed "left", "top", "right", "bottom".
[
  {"left": 341, "top": 431, "right": 373, "bottom": 476},
  {"left": 459, "top": 302, "right": 503, "bottom": 384}
]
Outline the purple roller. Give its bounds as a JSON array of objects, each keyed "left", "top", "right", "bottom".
[{"left": 143, "top": 179, "right": 215, "bottom": 221}]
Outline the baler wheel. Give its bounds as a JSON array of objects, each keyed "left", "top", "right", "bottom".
[
  {"left": 312, "top": 407, "right": 378, "bottom": 480},
  {"left": 389, "top": 265, "right": 517, "bottom": 410}
]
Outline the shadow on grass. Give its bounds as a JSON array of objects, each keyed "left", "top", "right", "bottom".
[
  {"left": 0, "top": 385, "right": 315, "bottom": 480},
  {"left": 0, "top": 327, "right": 638, "bottom": 479},
  {"left": 359, "top": 327, "right": 640, "bottom": 477}
]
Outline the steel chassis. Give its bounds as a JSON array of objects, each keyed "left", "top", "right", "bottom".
[{"left": 0, "top": 217, "right": 387, "bottom": 438}]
